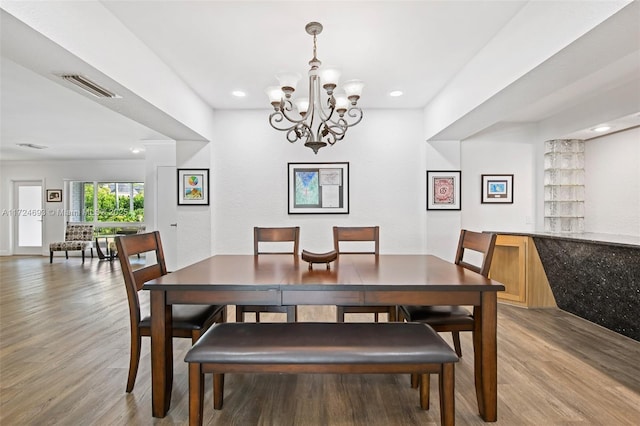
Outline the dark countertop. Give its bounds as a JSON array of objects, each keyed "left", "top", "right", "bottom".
[
  {"left": 492, "top": 230, "right": 640, "bottom": 341},
  {"left": 491, "top": 231, "right": 640, "bottom": 249}
]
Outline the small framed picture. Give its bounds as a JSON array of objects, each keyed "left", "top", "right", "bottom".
[
  {"left": 481, "top": 174, "right": 513, "bottom": 204},
  {"left": 177, "top": 168, "right": 210, "bottom": 205},
  {"left": 426, "top": 170, "right": 461, "bottom": 210},
  {"left": 46, "top": 189, "right": 62, "bottom": 202}
]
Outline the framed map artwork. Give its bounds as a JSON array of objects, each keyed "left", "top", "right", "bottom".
[{"left": 288, "top": 162, "right": 349, "bottom": 214}]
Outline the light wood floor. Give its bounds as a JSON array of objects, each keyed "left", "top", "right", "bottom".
[{"left": 1, "top": 256, "right": 639, "bottom": 425}]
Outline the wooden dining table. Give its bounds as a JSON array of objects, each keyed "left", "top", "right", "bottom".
[{"left": 144, "top": 254, "right": 505, "bottom": 421}]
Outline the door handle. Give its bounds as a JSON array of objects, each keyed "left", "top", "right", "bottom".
[{"left": 170, "top": 223, "right": 177, "bottom": 227}]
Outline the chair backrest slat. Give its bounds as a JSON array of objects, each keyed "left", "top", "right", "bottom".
[
  {"left": 254, "top": 227, "right": 300, "bottom": 255},
  {"left": 333, "top": 226, "right": 379, "bottom": 255},
  {"left": 454, "top": 230, "right": 497, "bottom": 277},
  {"left": 116, "top": 231, "right": 168, "bottom": 323}
]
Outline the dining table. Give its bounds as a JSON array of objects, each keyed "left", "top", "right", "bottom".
[{"left": 144, "top": 254, "right": 505, "bottom": 421}]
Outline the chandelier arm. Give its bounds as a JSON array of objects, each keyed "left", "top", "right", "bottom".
[
  {"left": 322, "top": 107, "right": 363, "bottom": 130},
  {"left": 345, "top": 107, "right": 364, "bottom": 126},
  {"left": 268, "top": 111, "right": 312, "bottom": 142},
  {"left": 279, "top": 100, "right": 308, "bottom": 125},
  {"left": 322, "top": 122, "right": 347, "bottom": 143}
]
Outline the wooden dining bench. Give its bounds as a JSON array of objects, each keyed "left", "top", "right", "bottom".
[{"left": 184, "top": 322, "right": 459, "bottom": 426}]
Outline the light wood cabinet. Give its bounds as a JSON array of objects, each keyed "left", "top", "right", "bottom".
[{"left": 489, "top": 234, "right": 556, "bottom": 308}]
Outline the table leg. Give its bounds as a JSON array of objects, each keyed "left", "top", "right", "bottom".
[
  {"left": 473, "top": 292, "right": 498, "bottom": 422},
  {"left": 95, "top": 237, "right": 107, "bottom": 260},
  {"left": 151, "top": 290, "right": 173, "bottom": 417}
]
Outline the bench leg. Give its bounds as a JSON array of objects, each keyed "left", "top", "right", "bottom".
[
  {"left": 82, "top": 250, "right": 85, "bottom": 263},
  {"left": 189, "top": 363, "right": 204, "bottom": 426},
  {"left": 440, "top": 363, "right": 455, "bottom": 426},
  {"left": 50, "top": 251, "right": 53, "bottom": 263},
  {"left": 65, "top": 251, "right": 69, "bottom": 259},
  {"left": 419, "top": 373, "right": 430, "bottom": 410},
  {"left": 213, "top": 373, "right": 224, "bottom": 410}
]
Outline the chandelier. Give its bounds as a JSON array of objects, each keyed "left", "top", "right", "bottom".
[{"left": 266, "top": 22, "right": 364, "bottom": 154}]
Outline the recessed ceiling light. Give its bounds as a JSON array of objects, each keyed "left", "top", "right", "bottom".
[
  {"left": 232, "top": 90, "right": 246, "bottom": 97},
  {"left": 389, "top": 90, "right": 403, "bottom": 97},
  {"left": 129, "top": 147, "right": 144, "bottom": 154},
  {"left": 17, "top": 143, "right": 47, "bottom": 149},
  {"left": 591, "top": 126, "right": 611, "bottom": 132}
]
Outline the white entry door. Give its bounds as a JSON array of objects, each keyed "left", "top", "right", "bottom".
[
  {"left": 157, "top": 166, "right": 178, "bottom": 271},
  {"left": 13, "top": 180, "right": 43, "bottom": 255}
]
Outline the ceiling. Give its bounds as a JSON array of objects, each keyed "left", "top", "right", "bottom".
[{"left": 1, "top": 1, "right": 638, "bottom": 161}]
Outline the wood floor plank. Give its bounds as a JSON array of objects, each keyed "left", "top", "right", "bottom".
[{"left": 1, "top": 256, "right": 639, "bottom": 425}]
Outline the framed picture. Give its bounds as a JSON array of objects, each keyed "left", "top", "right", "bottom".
[
  {"left": 426, "top": 170, "right": 461, "bottom": 210},
  {"left": 288, "top": 162, "right": 349, "bottom": 214},
  {"left": 177, "top": 168, "right": 210, "bottom": 205},
  {"left": 46, "top": 189, "right": 62, "bottom": 203},
  {"left": 481, "top": 174, "right": 513, "bottom": 204}
]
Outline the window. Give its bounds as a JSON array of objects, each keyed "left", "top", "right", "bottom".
[{"left": 69, "top": 181, "right": 144, "bottom": 226}]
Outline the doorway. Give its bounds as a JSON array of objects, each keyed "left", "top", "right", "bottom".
[
  {"left": 157, "top": 166, "right": 178, "bottom": 271},
  {"left": 13, "top": 180, "right": 43, "bottom": 255}
]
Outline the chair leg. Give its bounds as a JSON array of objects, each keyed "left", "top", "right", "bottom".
[
  {"left": 213, "top": 373, "right": 224, "bottom": 410},
  {"left": 189, "top": 363, "right": 204, "bottom": 426},
  {"left": 452, "top": 332, "right": 463, "bottom": 357},
  {"left": 82, "top": 250, "right": 85, "bottom": 263},
  {"left": 50, "top": 251, "right": 53, "bottom": 263},
  {"left": 65, "top": 251, "right": 69, "bottom": 259},
  {"left": 440, "top": 363, "right": 455, "bottom": 426},
  {"left": 126, "top": 331, "right": 142, "bottom": 392},
  {"left": 419, "top": 373, "right": 430, "bottom": 409},
  {"left": 388, "top": 306, "right": 397, "bottom": 322},
  {"left": 90, "top": 248, "right": 94, "bottom": 258},
  {"left": 411, "top": 373, "right": 419, "bottom": 388},
  {"left": 286, "top": 305, "right": 297, "bottom": 322}
]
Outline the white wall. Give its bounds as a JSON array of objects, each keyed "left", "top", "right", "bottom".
[
  {"left": 0, "top": 159, "right": 144, "bottom": 256},
  {"left": 584, "top": 127, "right": 640, "bottom": 236},
  {"left": 210, "top": 109, "right": 427, "bottom": 254},
  {"left": 461, "top": 124, "right": 538, "bottom": 234},
  {"left": 424, "top": 140, "right": 461, "bottom": 262}
]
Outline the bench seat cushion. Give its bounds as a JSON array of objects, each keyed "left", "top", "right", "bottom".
[
  {"left": 49, "top": 241, "right": 92, "bottom": 251},
  {"left": 185, "top": 322, "right": 459, "bottom": 365}
]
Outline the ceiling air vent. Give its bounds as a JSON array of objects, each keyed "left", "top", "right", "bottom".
[{"left": 60, "top": 74, "right": 119, "bottom": 98}]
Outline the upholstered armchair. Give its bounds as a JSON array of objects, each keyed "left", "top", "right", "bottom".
[{"left": 49, "top": 223, "right": 95, "bottom": 263}]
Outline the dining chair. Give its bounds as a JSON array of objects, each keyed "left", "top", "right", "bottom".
[
  {"left": 115, "top": 231, "right": 226, "bottom": 392},
  {"left": 398, "top": 229, "right": 497, "bottom": 357},
  {"left": 333, "top": 226, "right": 396, "bottom": 322},
  {"left": 235, "top": 226, "right": 300, "bottom": 323}
]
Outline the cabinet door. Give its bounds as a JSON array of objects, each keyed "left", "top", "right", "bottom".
[{"left": 489, "top": 235, "right": 527, "bottom": 304}]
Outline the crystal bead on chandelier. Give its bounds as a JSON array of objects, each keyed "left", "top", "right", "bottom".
[{"left": 266, "top": 22, "right": 364, "bottom": 154}]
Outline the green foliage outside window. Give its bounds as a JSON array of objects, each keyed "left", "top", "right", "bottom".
[{"left": 78, "top": 182, "right": 144, "bottom": 223}]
